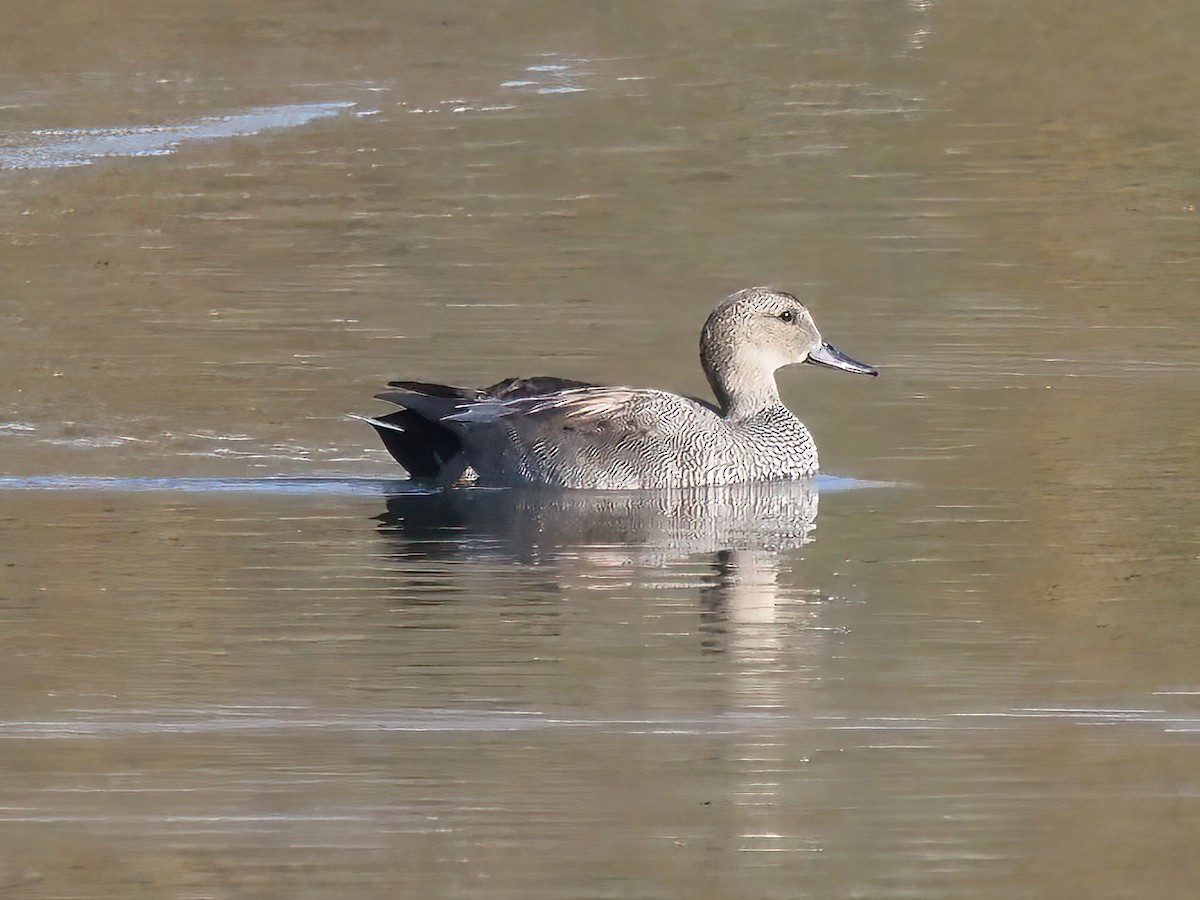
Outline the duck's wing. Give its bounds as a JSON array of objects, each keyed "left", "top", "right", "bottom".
[
  {"left": 514, "top": 386, "right": 721, "bottom": 423},
  {"left": 378, "top": 376, "right": 595, "bottom": 412},
  {"left": 375, "top": 383, "right": 481, "bottom": 422},
  {"left": 359, "top": 377, "right": 597, "bottom": 481},
  {"left": 446, "top": 386, "right": 725, "bottom": 488},
  {"left": 483, "top": 376, "right": 595, "bottom": 400}
]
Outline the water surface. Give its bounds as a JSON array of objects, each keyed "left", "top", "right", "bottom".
[{"left": 2, "top": 1, "right": 1199, "bottom": 897}]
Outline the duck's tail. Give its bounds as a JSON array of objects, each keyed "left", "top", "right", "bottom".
[{"left": 350, "top": 407, "right": 465, "bottom": 481}]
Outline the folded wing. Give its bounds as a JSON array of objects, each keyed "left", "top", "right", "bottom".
[{"left": 447, "top": 386, "right": 724, "bottom": 488}]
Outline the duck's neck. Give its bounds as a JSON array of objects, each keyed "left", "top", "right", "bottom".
[{"left": 704, "top": 353, "right": 784, "bottom": 421}]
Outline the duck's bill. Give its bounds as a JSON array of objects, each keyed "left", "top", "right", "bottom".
[{"left": 806, "top": 341, "right": 878, "bottom": 376}]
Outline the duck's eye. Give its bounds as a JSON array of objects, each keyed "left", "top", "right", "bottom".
[{"left": 778, "top": 310, "right": 795, "bottom": 324}]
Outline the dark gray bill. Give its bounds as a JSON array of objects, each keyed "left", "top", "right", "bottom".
[{"left": 806, "top": 340, "right": 878, "bottom": 376}]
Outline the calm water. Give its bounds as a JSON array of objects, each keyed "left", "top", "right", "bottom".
[{"left": 2, "top": 2, "right": 1199, "bottom": 897}]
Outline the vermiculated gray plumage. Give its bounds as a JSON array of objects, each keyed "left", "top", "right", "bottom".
[{"left": 355, "top": 287, "right": 876, "bottom": 489}]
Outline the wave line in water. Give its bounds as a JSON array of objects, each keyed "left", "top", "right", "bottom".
[
  {"left": 0, "top": 475, "right": 419, "bottom": 495},
  {"left": 0, "top": 473, "right": 885, "bottom": 495},
  {"left": 0, "top": 101, "right": 355, "bottom": 170}
]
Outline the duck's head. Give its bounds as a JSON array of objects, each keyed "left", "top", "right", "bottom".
[{"left": 701, "top": 286, "right": 876, "bottom": 415}]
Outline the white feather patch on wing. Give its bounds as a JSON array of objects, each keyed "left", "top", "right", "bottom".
[
  {"left": 442, "top": 399, "right": 515, "bottom": 424},
  {"left": 516, "top": 387, "right": 648, "bottom": 420},
  {"left": 347, "top": 413, "right": 406, "bottom": 433}
]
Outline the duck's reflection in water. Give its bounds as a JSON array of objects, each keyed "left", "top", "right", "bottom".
[
  {"left": 376, "top": 482, "right": 827, "bottom": 854},
  {"left": 375, "top": 480, "right": 820, "bottom": 631}
]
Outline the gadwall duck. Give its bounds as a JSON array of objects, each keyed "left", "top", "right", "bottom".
[{"left": 355, "top": 286, "right": 877, "bottom": 489}]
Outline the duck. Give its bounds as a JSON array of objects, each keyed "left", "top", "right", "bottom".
[{"left": 354, "top": 286, "right": 877, "bottom": 489}]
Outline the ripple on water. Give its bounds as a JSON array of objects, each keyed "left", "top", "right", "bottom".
[
  {"left": 0, "top": 102, "right": 356, "bottom": 170},
  {"left": 0, "top": 473, "right": 888, "bottom": 496}
]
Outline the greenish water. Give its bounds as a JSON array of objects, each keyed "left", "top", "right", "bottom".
[{"left": 2, "top": 1, "right": 1199, "bottom": 897}]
